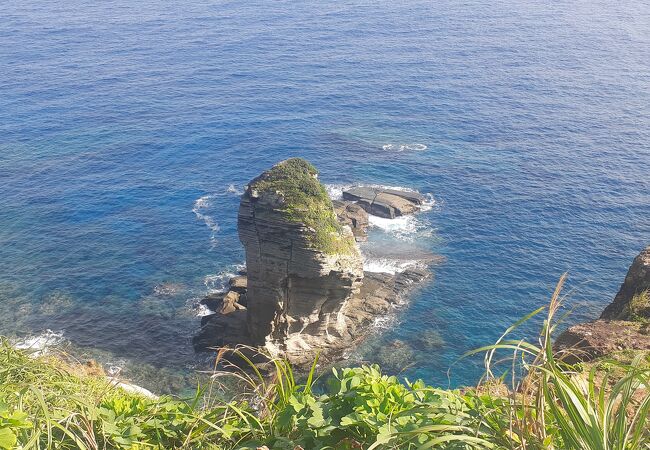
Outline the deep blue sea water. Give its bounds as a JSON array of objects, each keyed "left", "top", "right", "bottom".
[{"left": 1, "top": 0, "right": 649, "bottom": 392}]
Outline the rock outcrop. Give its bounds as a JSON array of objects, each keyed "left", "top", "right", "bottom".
[
  {"left": 555, "top": 320, "right": 650, "bottom": 364},
  {"left": 237, "top": 159, "right": 364, "bottom": 360},
  {"left": 333, "top": 200, "right": 369, "bottom": 241},
  {"left": 555, "top": 245, "right": 650, "bottom": 363},
  {"left": 342, "top": 187, "right": 426, "bottom": 219},
  {"left": 193, "top": 158, "right": 433, "bottom": 365},
  {"left": 601, "top": 245, "right": 650, "bottom": 320}
]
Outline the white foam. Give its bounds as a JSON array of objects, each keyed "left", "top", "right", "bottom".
[
  {"left": 420, "top": 193, "right": 436, "bottom": 211},
  {"left": 368, "top": 214, "right": 417, "bottom": 234},
  {"left": 13, "top": 330, "right": 65, "bottom": 356},
  {"left": 107, "top": 377, "right": 158, "bottom": 399},
  {"left": 372, "top": 315, "right": 393, "bottom": 329},
  {"left": 324, "top": 183, "right": 353, "bottom": 201},
  {"left": 382, "top": 143, "right": 428, "bottom": 152},
  {"left": 227, "top": 184, "right": 243, "bottom": 195},
  {"left": 203, "top": 271, "right": 236, "bottom": 293},
  {"left": 192, "top": 185, "right": 243, "bottom": 245},
  {"left": 195, "top": 303, "right": 214, "bottom": 317},
  {"left": 363, "top": 257, "right": 423, "bottom": 274},
  {"left": 192, "top": 194, "right": 220, "bottom": 242},
  {"left": 107, "top": 365, "right": 123, "bottom": 376}
]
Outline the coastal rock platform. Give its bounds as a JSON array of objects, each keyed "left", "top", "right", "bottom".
[{"left": 193, "top": 267, "right": 431, "bottom": 365}]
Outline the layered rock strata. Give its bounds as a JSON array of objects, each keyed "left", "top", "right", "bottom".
[
  {"left": 194, "top": 268, "right": 431, "bottom": 364},
  {"left": 342, "top": 186, "right": 426, "bottom": 219},
  {"left": 236, "top": 159, "right": 365, "bottom": 360},
  {"left": 601, "top": 245, "right": 650, "bottom": 320}
]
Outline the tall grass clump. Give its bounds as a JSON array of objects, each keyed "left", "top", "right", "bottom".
[
  {"left": 466, "top": 274, "right": 650, "bottom": 449},
  {"left": 0, "top": 341, "right": 262, "bottom": 449}
]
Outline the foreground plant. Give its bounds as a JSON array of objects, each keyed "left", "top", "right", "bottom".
[
  {"left": 1, "top": 275, "right": 648, "bottom": 449},
  {"left": 468, "top": 274, "right": 650, "bottom": 450}
]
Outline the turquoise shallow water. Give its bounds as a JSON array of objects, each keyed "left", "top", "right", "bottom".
[{"left": 1, "top": 0, "right": 649, "bottom": 391}]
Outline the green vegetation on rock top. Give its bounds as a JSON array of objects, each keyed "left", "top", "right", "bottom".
[{"left": 249, "top": 158, "right": 355, "bottom": 255}]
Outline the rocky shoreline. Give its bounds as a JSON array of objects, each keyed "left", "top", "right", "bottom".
[
  {"left": 193, "top": 159, "right": 433, "bottom": 366},
  {"left": 555, "top": 245, "right": 650, "bottom": 363}
]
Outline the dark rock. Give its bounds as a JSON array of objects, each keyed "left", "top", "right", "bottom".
[
  {"left": 229, "top": 275, "right": 247, "bottom": 293},
  {"left": 193, "top": 310, "right": 250, "bottom": 351},
  {"left": 342, "top": 186, "right": 424, "bottom": 219},
  {"left": 378, "top": 188, "right": 426, "bottom": 205},
  {"left": 601, "top": 246, "right": 650, "bottom": 320},
  {"left": 333, "top": 200, "right": 369, "bottom": 241},
  {"left": 200, "top": 292, "right": 225, "bottom": 312}
]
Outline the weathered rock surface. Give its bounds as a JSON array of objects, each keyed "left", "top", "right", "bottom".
[
  {"left": 193, "top": 268, "right": 431, "bottom": 364},
  {"left": 601, "top": 245, "right": 650, "bottom": 320},
  {"left": 555, "top": 320, "right": 650, "bottom": 364},
  {"left": 229, "top": 275, "right": 247, "bottom": 293},
  {"left": 333, "top": 200, "right": 369, "bottom": 241},
  {"left": 342, "top": 187, "right": 426, "bottom": 219},
  {"left": 555, "top": 245, "right": 650, "bottom": 363},
  {"left": 237, "top": 159, "right": 364, "bottom": 361},
  {"left": 193, "top": 159, "right": 433, "bottom": 365}
]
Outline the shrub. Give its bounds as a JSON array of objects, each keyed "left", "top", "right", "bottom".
[
  {"left": 1, "top": 276, "right": 648, "bottom": 449},
  {"left": 249, "top": 158, "right": 355, "bottom": 255}
]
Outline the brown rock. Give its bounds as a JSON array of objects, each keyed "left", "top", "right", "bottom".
[
  {"left": 238, "top": 159, "right": 364, "bottom": 362},
  {"left": 219, "top": 291, "right": 240, "bottom": 315},
  {"left": 601, "top": 246, "right": 650, "bottom": 320},
  {"left": 229, "top": 275, "right": 247, "bottom": 293},
  {"left": 554, "top": 320, "right": 650, "bottom": 364},
  {"left": 333, "top": 200, "right": 369, "bottom": 241}
]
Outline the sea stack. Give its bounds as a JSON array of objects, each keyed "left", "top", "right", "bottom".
[{"left": 237, "top": 158, "right": 364, "bottom": 360}]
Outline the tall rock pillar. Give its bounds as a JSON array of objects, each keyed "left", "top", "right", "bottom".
[{"left": 237, "top": 158, "right": 363, "bottom": 362}]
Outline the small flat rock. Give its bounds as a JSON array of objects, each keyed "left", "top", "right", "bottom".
[{"left": 342, "top": 186, "right": 425, "bottom": 219}]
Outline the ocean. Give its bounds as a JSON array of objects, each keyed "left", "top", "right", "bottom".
[{"left": 1, "top": 0, "right": 649, "bottom": 392}]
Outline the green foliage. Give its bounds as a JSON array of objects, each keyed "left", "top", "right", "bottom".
[
  {"left": 627, "top": 290, "right": 650, "bottom": 322},
  {"left": 1, "top": 277, "right": 649, "bottom": 449},
  {"left": 467, "top": 274, "right": 650, "bottom": 450},
  {"left": 250, "top": 158, "right": 355, "bottom": 255},
  {"left": 0, "top": 403, "right": 31, "bottom": 449},
  {"left": 0, "top": 339, "right": 258, "bottom": 449}
]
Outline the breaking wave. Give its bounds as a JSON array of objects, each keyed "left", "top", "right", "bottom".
[
  {"left": 362, "top": 257, "right": 425, "bottom": 274},
  {"left": 382, "top": 143, "right": 428, "bottom": 152},
  {"left": 192, "top": 194, "right": 220, "bottom": 243},
  {"left": 192, "top": 185, "right": 244, "bottom": 245},
  {"left": 13, "top": 330, "right": 65, "bottom": 356}
]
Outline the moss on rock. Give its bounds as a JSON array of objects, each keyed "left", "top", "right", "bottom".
[{"left": 249, "top": 158, "right": 355, "bottom": 255}]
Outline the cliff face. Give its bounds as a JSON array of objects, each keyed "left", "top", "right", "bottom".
[
  {"left": 601, "top": 245, "right": 650, "bottom": 320},
  {"left": 238, "top": 159, "right": 364, "bottom": 360},
  {"left": 555, "top": 245, "right": 650, "bottom": 363}
]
